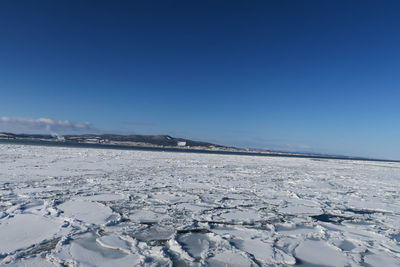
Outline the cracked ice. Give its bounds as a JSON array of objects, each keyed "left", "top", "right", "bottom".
[{"left": 0, "top": 144, "right": 399, "bottom": 266}]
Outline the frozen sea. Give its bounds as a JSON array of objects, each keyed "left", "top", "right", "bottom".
[{"left": 0, "top": 144, "right": 399, "bottom": 266}]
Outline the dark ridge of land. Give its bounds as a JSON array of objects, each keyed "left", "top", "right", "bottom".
[
  {"left": 0, "top": 132, "right": 223, "bottom": 148},
  {"left": 0, "top": 133, "right": 398, "bottom": 163}
]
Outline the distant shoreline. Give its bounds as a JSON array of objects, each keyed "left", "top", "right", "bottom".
[{"left": 1, "top": 139, "right": 398, "bottom": 163}]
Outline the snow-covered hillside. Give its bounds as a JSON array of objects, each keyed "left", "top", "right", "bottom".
[{"left": 0, "top": 144, "right": 399, "bottom": 266}]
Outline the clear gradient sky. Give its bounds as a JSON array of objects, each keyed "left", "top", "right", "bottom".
[{"left": 1, "top": 1, "right": 400, "bottom": 159}]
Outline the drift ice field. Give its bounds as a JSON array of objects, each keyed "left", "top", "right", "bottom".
[{"left": 0, "top": 144, "right": 399, "bottom": 266}]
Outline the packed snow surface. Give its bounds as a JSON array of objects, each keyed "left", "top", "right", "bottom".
[{"left": 0, "top": 144, "right": 399, "bottom": 266}]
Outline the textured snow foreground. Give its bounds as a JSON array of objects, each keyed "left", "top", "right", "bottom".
[{"left": 0, "top": 145, "right": 399, "bottom": 267}]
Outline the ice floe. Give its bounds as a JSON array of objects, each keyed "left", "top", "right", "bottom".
[
  {"left": 0, "top": 213, "right": 61, "bottom": 255},
  {"left": 58, "top": 200, "right": 118, "bottom": 225},
  {"left": 294, "top": 240, "right": 349, "bottom": 266}
]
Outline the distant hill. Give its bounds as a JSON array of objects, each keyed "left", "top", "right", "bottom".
[{"left": 0, "top": 132, "right": 226, "bottom": 148}]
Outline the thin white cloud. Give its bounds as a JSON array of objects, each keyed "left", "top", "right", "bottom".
[{"left": 0, "top": 116, "right": 97, "bottom": 135}]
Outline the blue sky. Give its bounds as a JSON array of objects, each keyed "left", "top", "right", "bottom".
[{"left": 1, "top": 1, "right": 400, "bottom": 159}]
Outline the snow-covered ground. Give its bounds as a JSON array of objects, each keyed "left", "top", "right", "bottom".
[{"left": 0, "top": 144, "right": 399, "bottom": 266}]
